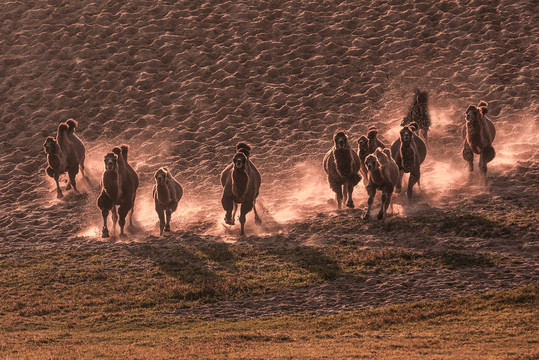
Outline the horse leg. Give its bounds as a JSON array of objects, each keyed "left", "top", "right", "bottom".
[
  {"left": 232, "top": 202, "right": 239, "bottom": 224},
  {"left": 395, "top": 170, "right": 404, "bottom": 194},
  {"left": 380, "top": 190, "right": 393, "bottom": 220},
  {"left": 253, "top": 199, "right": 262, "bottom": 226},
  {"left": 156, "top": 205, "right": 165, "bottom": 236},
  {"left": 80, "top": 155, "right": 87, "bottom": 179},
  {"left": 342, "top": 183, "right": 349, "bottom": 208},
  {"left": 118, "top": 204, "right": 130, "bottom": 237},
  {"left": 407, "top": 170, "right": 420, "bottom": 201},
  {"left": 129, "top": 193, "right": 136, "bottom": 226},
  {"left": 97, "top": 191, "right": 112, "bottom": 238},
  {"left": 462, "top": 142, "right": 474, "bottom": 173},
  {"left": 53, "top": 173, "right": 63, "bottom": 198},
  {"left": 479, "top": 152, "right": 488, "bottom": 185},
  {"left": 239, "top": 201, "right": 253, "bottom": 236},
  {"left": 68, "top": 167, "right": 78, "bottom": 192},
  {"left": 481, "top": 145, "right": 495, "bottom": 185},
  {"left": 222, "top": 195, "right": 234, "bottom": 225},
  {"left": 385, "top": 191, "right": 393, "bottom": 213},
  {"left": 329, "top": 179, "right": 343, "bottom": 210},
  {"left": 101, "top": 208, "right": 110, "bottom": 238},
  {"left": 363, "top": 186, "right": 375, "bottom": 220},
  {"left": 346, "top": 181, "right": 355, "bottom": 209},
  {"left": 111, "top": 206, "right": 118, "bottom": 236},
  {"left": 378, "top": 192, "right": 388, "bottom": 220},
  {"left": 164, "top": 208, "right": 172, "bottom": 232}
]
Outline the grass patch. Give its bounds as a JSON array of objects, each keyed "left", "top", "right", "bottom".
[
  {"left": 0, "top": 285, "right": 536, "bottom": 359},
  {"left": 0, "top": 241, "right": 504, "bottom": 333}
]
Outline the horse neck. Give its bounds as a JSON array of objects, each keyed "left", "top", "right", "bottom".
[
  {"left": 51, "top": 140, "right": 61, "bottom": 155},
  {"left": 103, "top": 169, "right": 121, "bottom": 201},
  {"left": 466, "top": 119, "right": 483, "bottom": 147},
  {"left": 367, "top": 139, "right": 378, "bottom": 154},
  {"left": 411, "top": 102, "right": 422, "bottom": 116},
  {"left": 369, "top": 166, "right": 384, "bottom": 185},
  {"left": 156, "top": 182, "right": 171, "bottom": 205},
  {"left": 232, "top": 168, "right": 249, "bottom": 199},
  {"left": 57, "top": 130, "right": 70, "bottom": 150},
  {"left": 400, "top": 141, "right": 415, "bottom": 169},
  {"left": 359, "top": 148, "right": 368, "bottom": 161},
  {"left": 49, "top": 141, "right": 66, "bottom": 170},
  {"left": 115, "top": 152, "right": 128, "bottom": 179},
  {"left": 334, "top": 147, "right": 353, "bottom": 177}
]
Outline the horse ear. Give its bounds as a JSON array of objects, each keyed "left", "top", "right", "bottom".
[
  {"left": 477, "top": 101, "right": 488, "bottom": 108},
  {"left": 478, "top": 101, "right": 488, "bottom": 115},
  {"left": 465, "top": 105, "right": 476, "bottom": 115}
]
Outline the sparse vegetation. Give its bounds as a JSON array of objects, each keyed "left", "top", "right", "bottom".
[
  {"left": 0, "top": 285, "right": 536, "bottom": 359},
  {"left": 0, "top": 240, "right": 508, "bottom": 331},
  {"left": 297, "top": 205, "right": 538, "bottom": 239}
]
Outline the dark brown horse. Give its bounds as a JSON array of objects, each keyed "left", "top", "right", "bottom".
[
  {"left": 357, "top": 135, "right": 369, "bottom": 187},
  {"left": 363, "top": 148, "right": 400, "bottom": 220},
  {"left": 43, "top": 121, "right": 85, "bottom": 198},
  {"left": 323, "top": 130, "right": 362, "bottom": 209},
  {"left": 401, "top": 89, "right": 431, "bottom": 143},
  {"left": 462, "top": 101, "right": 496, "bottom": 184},
  {"left": 221, "top": 144, "right": 262, "bottom": 236},
  {"left": 390, "top": 125, "right": 427, "bottom": 200},
  {"left": 97, "top": 145, "right": 139, "bottom": 238},
  {"left": 153, "top": 167, "right": 183, "bottom": 236}
]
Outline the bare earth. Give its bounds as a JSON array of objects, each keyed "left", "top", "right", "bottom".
[{"left": 0, "top": 0, "right": 537, "bottom": 325}]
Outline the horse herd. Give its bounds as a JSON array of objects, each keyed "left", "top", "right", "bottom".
[{"left": 43, "top": 90, "right": 496, "bottom": 237}]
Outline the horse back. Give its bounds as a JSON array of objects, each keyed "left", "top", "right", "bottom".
[
  {"left": 323, "top": 149, "right": 334, "bottom": 175},
  {"left": 174, "top": 181, "right": 184, "bottom": 202},
  {"left": 484, "top": 117, "right": 496, "bottom": 144},
  {"left": 412, "top": 135, "right": 427, "bottom": 164},
  {"left": 68, "top": 133, "right": 85, "bottom": 163},
  {"left": 220, "top": 164, "right": 232, "bottom": 188}
]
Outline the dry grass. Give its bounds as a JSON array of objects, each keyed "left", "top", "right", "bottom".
[
  {"left": 0, "top": 239, "right": 506, "bottom": 332},
  {"left": 0, "top": 285, "right": 536, "bottom": 359}
]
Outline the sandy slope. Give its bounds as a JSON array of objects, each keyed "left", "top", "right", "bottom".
[{"left": 0, "top": 0, "right": 538, "bottom": 318}]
